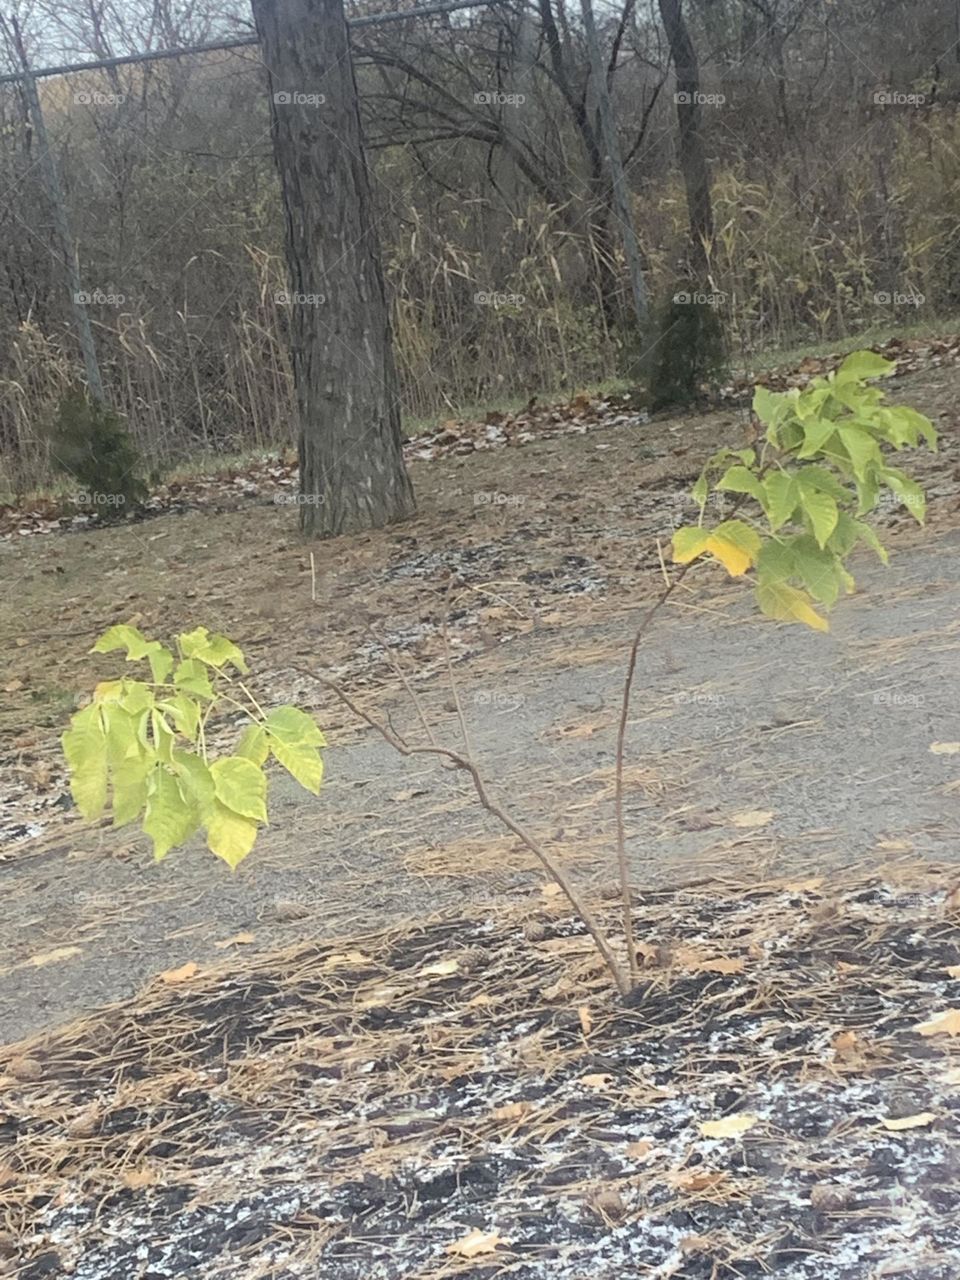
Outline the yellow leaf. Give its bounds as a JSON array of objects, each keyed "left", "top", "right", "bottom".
[
  {"left": 421, "top": 957, "right": 460, "bottom": 977},
  {"left": 699, "top": 1113, "right": 758, "bottom": 1139},
  {"left": 213, "top": 932, "right": 256, "bottom": 950},
  {"left": 121, "top": 1167, "right": 157, "bottom": 1190},
  {"left": 160, "top": 962, "right": 200, "bottom": 985},
  {"left": 916, "top": 1009, "right": 960, "bottom": 1037},
  {"left": 578, "top": 1005, "right": 593, "bottom": 1035},
  {"left": 205, "top": 801, "right": 259, "bottom": 869},
  {"left": 880, "top": 1112, "right": 935, "bottom": 1131},
  {"left": 445, "top": 1229, "right": 505, "bottom": 1258},
  {"left": 729, "top": 809, "right": 773, "bottom": 829},
  {"left": 704, "top": 532, "right": 750, "bottom": 576},
  {"left": 945, "top": 964, "right": 960, "bottom": 979},
  {"left": 930, "top": 742, "right": 960, "bottom": 755},
  {"left": 673, "top": 526, "right": 712, "bottom": 564}
]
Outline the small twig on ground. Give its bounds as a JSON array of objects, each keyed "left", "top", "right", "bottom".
[{"left": 295, "top": 666, "right": 632, "bottom": 996}]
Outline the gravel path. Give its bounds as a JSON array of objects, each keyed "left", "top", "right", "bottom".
[{"left": 2, "top": 530, "right": 959, "bottom": 1045}]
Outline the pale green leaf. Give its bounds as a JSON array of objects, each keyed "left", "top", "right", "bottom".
[
  {"left": 838, "top": 424, "right": 881, "bottom": 478},
  {"left": 763, "top": 473, "right": 799, "bottom": 531},
  {"left": 157, "top": 693, "right": 200, "bottom": 741},
  {"left": 269, "top": 738, "right": 324, "bottom": 795},
  {"left": 62, "top": 702, "right": 108, "bottom": 819},
  {"left": 796, "top": 417, "right": 835, "bottom": 460},
  {"left": 263, "top": 705, "right": 326, "bottom": 747},
  {"left": 716, "top": 465, "right": 765, "bottom": 502},
  {"left": 835, "top": 350, "right": 896, "bottom": 383},
  {"left": 882, "top": 467, "right": 926, "bottom": 524},
  {"left": 143, "top": 767, "right": 198, "bottom": 860},
  {"left": 755, "top": 580, "right": 829, "bottom": 632},
  {"left": 173, "top": 659, "right": 214, "bottom": 699},
  {"left": 796, "top": 474, "right": 839, "bottom": 548},
  {"left": 210, "top": 756, "right": 268, "bottom": 822},
  {"left": 178, "top": 626, "right": 248, "bottom": 673},
  {"left": 204, "top": 801, "right": 259, "bottom": 869},
  {"left": 789, "top": 535, "right": 842, "bottom": 608},
  {"left": 235, "top": 724, "right": 269, "bottom": 765},
  {"left": 171, "top": 749, "right": 215, "bottom": 817},
  {"left": 112, "top": 753, "right": 152, "bottom": 826},
  {"left": 147, "top": 646, "right": 175, "bottom": 684}
]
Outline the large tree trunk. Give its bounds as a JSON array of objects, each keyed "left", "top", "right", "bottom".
[
  {"left": 658, "top": 0, "right": 714, "bottom": 283},
  {"left": 251, "top": 0, "right": 415, "bottom": 537}
]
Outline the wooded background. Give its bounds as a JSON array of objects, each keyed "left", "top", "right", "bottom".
[{"left": 1, "top": 0, "right": 958, "bottom": 489}]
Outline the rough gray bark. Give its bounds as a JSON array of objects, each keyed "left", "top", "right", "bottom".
[
  {"left": 658, "top": 0, "right": 714, "bottom": 281},
  {"left": 251, "top": 0, "right": 415, "bottom": 537}
]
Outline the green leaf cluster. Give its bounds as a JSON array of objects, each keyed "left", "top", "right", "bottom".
[
  {"left": 62, "top": 625, "right": 325, "bottom": 868},
  {"left": 672, "top": 352, "right": 936, "bottom": 630}
]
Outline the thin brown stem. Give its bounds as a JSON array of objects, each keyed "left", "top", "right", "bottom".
[
  {"left": 614, "top": 562, "right": 691, "bottom": 981},
  {"left": 440, "top": 579, "right": 473, "bottom": 759},
  {"left": 296, "top": 667, "right": 632, "bottom": 996}
]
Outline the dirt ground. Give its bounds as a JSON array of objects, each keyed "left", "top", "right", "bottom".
[
  {"left": 1, "top": 354, "right": 960, "bottom": 1044},
  {"left": 2, "top": 351, "right": 960, "bottom": 1279}
]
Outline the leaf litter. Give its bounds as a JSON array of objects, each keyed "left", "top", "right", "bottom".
[{"left": 2, "top": 862, "right": 959, "bottom": 1279}]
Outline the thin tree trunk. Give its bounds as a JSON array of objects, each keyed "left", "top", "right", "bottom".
[
  {"left": 580, "top": 0, "right": 648, "bottom": 332},
  {"left": 658, "top": 0, "right": 714, "bottom": 283},
  {"left": 251, "top": 0, "right": 415, "bottom": 537}
]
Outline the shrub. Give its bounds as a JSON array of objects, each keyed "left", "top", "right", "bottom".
[
  {"left": 647, "top": 284, "right": 728, "bottom": 411},
  {"left": 49, "top": 389, "right": 147, "bottom": 511}
]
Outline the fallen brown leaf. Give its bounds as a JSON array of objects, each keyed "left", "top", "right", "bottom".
[
  {"left": 322, "top": 951, "right": 372, "bottom": 970},
  {"left": 580, "top": 1073, "right": 615, "bottom": 1090},
  {"left": 213, "top": 932, "right": 256, "bottom": 949},
  {"left": 491, "top": 1101, "right": 531, "bottom": 1122},
  {"left": 729, "top": 809, "right": 773, "bottom": 829},
  {"left": 420, "top": 957, "right": 460, "bottom": 977},
  {"left": 445, "top": 1228, "right": 505, "bottom": 1258},
  {"left": 159, "top": 962, "right": 200, "bottom": 985},
  {"left": 880, "top": 1112, "right": 936, "bottom": 1131},
  {"left": 916, "top": 1009, "right": 960, "bottom": 1037},
  {"left": 8, "top": 1057, "right": 42, "bottom": 1082},
  {"left": 784, "top": 876, "right": 824, "bottom": 893},
  {"left": 699, "top": 1113, "right": 758, "bottom": 1139},
  {"left": 626, "top": 1139, "right": 655, "bottom": 1160}
]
